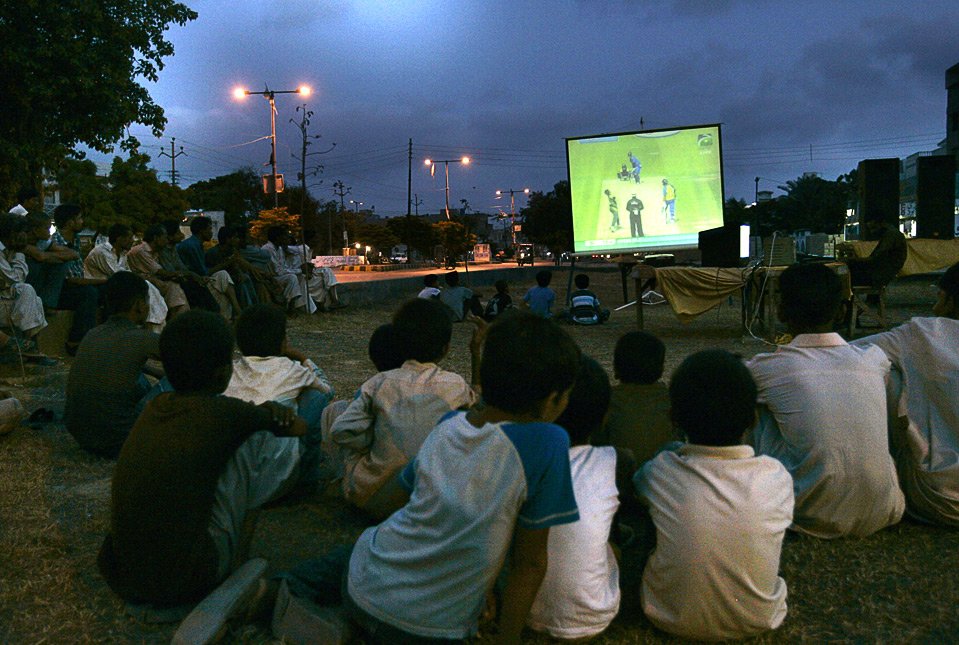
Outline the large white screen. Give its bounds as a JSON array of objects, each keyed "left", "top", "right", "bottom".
[{"left": 566, "top": 124, "right": 725, "bottom": 254}]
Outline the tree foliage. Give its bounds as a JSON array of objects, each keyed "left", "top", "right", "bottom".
[
  {"left": 247, "top": 207, "right": 302, "bottom": 244},
  {"left": 432, "top": 220, "right": 476, "bottom": 258},
  {"left": 0, "top": 0, "right": 197, "bottom": 201},
  {"left": 186, "top": 169, "right": 263, "bottom": 225},
  {"left": 521, "top": 180, "right": 573, "bottom": 254},
  {"left": 385, "top": 216, "right": 435, "bottom": 259}
]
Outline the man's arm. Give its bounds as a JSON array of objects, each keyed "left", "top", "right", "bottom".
[
  {"left": 362, "top": 470, "right": 412, "bottom": 521},
  {"left": 328, "top": 389, "right": 376, "bottom": 452},
  {"left": 496, "top": 526, "right": 550, "bottom": 644},
  {"left": 24, "top": 242, "right": 78, "bottom": 264}
]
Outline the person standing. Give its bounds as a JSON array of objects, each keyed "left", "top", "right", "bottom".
[
  {"left": 604, "top": 190, "right": 620, "bottom": 232},
  {"left": 662, "top": 179, "right": 677, "bottom": 224},
  {"left": 626, "top": 194, "right": 644, "bottom": 237}
]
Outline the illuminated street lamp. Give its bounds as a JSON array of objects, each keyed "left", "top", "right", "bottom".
[
  {"left": 495, "top": 187, "right": 530, "bottom": 247},
  {"left": 424, "top": 156, "right": 470, "bottom": 220},
  {"left": 232, "top": 84, "right": 311, "bottom": 207},
  {"left": 350, "top": 199, "right": 363, "bottom": 213}
]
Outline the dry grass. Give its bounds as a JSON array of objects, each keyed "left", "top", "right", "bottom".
[{"left": 1, "top": 266, "right": 957, "bottom": 643}]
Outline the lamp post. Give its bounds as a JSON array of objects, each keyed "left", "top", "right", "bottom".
[
  {"left": 233, "top": 84, "right": 311, "bottom": 208},
  {"left": 424, "top": 156, "right": 470, "bottom": 220},
  {"left": 495, "top": 187, "right": 530, "bottom": 247}
]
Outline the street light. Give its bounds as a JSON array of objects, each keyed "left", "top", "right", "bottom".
[
  {"left": 424, "top": 156, "right": 470, "bottom": 220},
  {"left": 350, "top": 199, "right": 364, "bottom": 213},
  {"left": 232, "top": 84, "right": 311, "bottom": 207},
  {"left": 495, "top": 187, "right": 530, "bottom": 247}
]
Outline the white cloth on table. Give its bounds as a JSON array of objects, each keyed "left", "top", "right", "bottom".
[
  {"left": 83, "top": 241, "right": 168, "bottom": 325},
  {"left": 746, "top": 332, "right": 905, "bottom": 538},
  {"left": 528, "top": 445, "right": 620, "bottom": 640},
  {"left": 635, "top": 443, "right": 793, "bottom": 641},
  {"left": 853, "top": 317, "right": 959, "bottom": 526}
]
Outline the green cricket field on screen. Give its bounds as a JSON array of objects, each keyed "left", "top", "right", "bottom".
[{"left": 566, "top": 124, "right": 725, "bottom": 254}]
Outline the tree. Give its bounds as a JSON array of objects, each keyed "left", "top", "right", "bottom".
[
  {"left": 106, "top": 153, "right": 189, "bottom": 232},
  {"left": 355, "top": 221, "right": 399, "bottom": 259},
  {"left": 247, "top": 207, "right": 302, "bottom": 244},
  {"left": 386, "top": 216, "right": 434, "bottom": 259},
  {"left": 432, "top": 220, "right": 475, "bottom": 259},
  {"left": 186, "top": 169, "right": 264, "bottom": 224},
  {"left": 55, "top": 157, "right": 114, "bottom": 225},
  {"left": 521, "top": 180, "right": 573, "bottom": 255},
  {"left": 0, "top": 0, "right": 198, "bottom": 202},
  {"left": 773, "top": 174, "right": 847, "bottom": 234}
]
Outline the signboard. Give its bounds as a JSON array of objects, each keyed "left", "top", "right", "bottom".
[
  {"left": 312, "top": 255, "right": 363, "bottom": 268},
  {"left": 473, "top": 243, "right": 491, "bottom": 264}
]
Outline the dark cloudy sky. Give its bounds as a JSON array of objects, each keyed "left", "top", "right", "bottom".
[{"left": 113, "top": 0, "right": 958, "bottom": 217}]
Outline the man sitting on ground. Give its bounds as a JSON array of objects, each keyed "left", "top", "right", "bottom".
[
  {"left": 852, "top": 262, "right": 959, "bottom": 526},
  {"left": 568, "top": 273, "right": 610, "bottom": 325},
  {"left": 262, "top": 226, "right": 318, "bottom": 314},
  {"left": 84, "top": 223, "right": 168, "bottom": 331},
  {"left": 176, "top": 216, "right": 242, "bottom": 319},
  {"left": 0, "top": 216, "right": 49, "bottom": 357},
  {"left": 98, "top": 310, "right": 306, "bottom": 609},
  {"left": 635, "top": 350, "right": 794, "bottom": 641},
  {"left": 747, "top": 263, "right": 904, "bottom": 538},
  {"left": 417, "top": 273, "right": 440, "bottom": 299},
  {"left": 206, "top": 226, "right": 260, "bottom": 308},
  {"left": 64, "top": 272, "right": 161, "bottom": 459},
  {"left": 224, "top": 304, "right": 335, "bottom": 488},
  {"left": 438, "top": 270, "right": 480, "bottom": 321},
  {"left": 846, "top": 218, "right": 907, "bottom": 289},
  {"left": 126, "top": 224, "right": 190, "bottom": 319},
  {"left": 523, "top": 270, "right": 556, "bottom": 318}
]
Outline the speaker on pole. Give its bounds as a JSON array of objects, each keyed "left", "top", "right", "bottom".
[
  {"left": 916, "top": 155, "right": 956, "bottom": 239},
  {"left": 857, "top": 158, "right": 900, "bottom": 238}
]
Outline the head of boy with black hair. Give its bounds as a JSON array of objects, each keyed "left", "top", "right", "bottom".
[
  {"left": 392, "top": 298, "right": 452, "bottom": 364},
  {"left": 160, "top": 310, "right": 235, "bottom": 395},
  {"left": 614, "top": 331, "right": 665, "bottom": 385},
  {"left": 554, "top": 356, "right": 611, "bottom": 446}
]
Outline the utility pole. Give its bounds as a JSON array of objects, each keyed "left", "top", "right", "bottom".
[
  {"left": 406, "top": 138, "right": 413, "bottom": 263},
  {"left": 332, "top": 180, "right": 351, "bottom": 251},
  {"left": 290, "top": 104, "right": 335, "bottom": 252},
  {"left": 158, "top": 138, "right": 185, "bottom": 185},
  {"left": 413, "top": 194, "right": 423, "bottom": 216}
]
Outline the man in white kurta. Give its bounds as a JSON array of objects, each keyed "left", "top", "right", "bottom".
[
  {"left": 262, "top": 232, "right": 316, "bottom": 314},
  {"left": 0, "top": 239, "right": 47, "bottom": 338},
  {"left": 84, "top": 227, "right": 167, "bottom": 328},
  {"left": 746, "top": 263, "right": 904, "bottom": 538},
  {"left": 851, "top": 263, "right": 959, "bottom": 526}
]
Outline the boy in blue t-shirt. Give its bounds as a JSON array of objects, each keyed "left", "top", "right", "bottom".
[
  {"left": 277, "top": 313, "right": 582, "bottom": 642},
  {"left": 523, "top": 270, "right": 556, "bottom": 318}
]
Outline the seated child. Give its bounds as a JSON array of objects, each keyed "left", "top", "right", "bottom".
[
  {"left": 593, "top": 331, "right": 675, "bottom": 465},
  {"left": 223, "top": 303, "right": 334, "bottom": 485},
  {"left": 747, "top": 263, "right": 904, "bottom": 538},
  {"left": 417, "top": 273, "right": 441, "bottom": 299},
  {"left": 98, "top": 310, "right": 307, "bottom": 608},
  {"left": 528, "top": 356, "right": 635, "bottom": 641},
  {"left": 523, "top": 270, "right": 555, "bottom": 318},
  {"left": 568, "top": 273, "right": 610, "bottom": 325},
  {"left": 483, "top": 279, "right": 514, "bottom": 321},
  {"left": 635, "top": 349, "right": 794, "bottom": 641},
  {"left": 851, "top": 262, "right": 959, "bottom": 526},
  {"left": 329, "top": 298, "right": 477, "bottom": 510},
  {"left": 438, "top": 270, "right": 482, "bottom": 321},
  {"left": 277, "top": 312, "right": 582, "bottom": 642},
  {"left": 64, "top": 272, "right": 161, "bottom": 458}
]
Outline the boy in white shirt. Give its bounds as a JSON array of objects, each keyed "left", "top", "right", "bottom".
[
  {"left": 224, "top": 303, "right": 334, "bottom": 486},
  {"left": 528, "top": 356, "right": 635, "bottom": 640},
  {"left": 635, "top": 350, "right": 794, "bottom": 641},
  {"left": 747, "top": 263, "right": 904, "bottom": 538},
  {"left": 330, "top": 297, "right": 476, "bottom": 511},
  {"left": 852, "top": 262, "right": 959, "bottom": 526}
]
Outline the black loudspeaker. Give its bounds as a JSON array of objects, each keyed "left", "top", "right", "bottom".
[
  {"left": 916, "top": 155, "right": 956, "bottom": 239},
  {"left": 858, "top": 158, "right": 900, "bottom": 236},
  {"left": 699, "top": 226, "right": 739, "bottom": 267}
]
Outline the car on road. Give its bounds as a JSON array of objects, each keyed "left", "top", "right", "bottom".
[{"left": 516, "top": 244, "right": 535, "bottom": 266}]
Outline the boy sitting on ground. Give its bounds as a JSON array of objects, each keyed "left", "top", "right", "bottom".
[
  {"left": 523, "top": 270, "right": 556, "bottom": 318},
  {"left": 568, "top": 273, "right": 610, "bottom": 325},
  {"left": 417, "top": 273, "right": 441, "bottom": 299},
  {"left": 276, "top": 312, "right": 582, "bottom": 643},
  {"left": 98, "top": 310, "right": 306, "bottom": 609},
  {"left": 527, "top": 356, "right": 636, "bottom": 641},
  {"left": 438, "top": 270, "right": 482, "bottom": 321},
  {"left": 223, "top": 303, "right": 335, "bottom": 487},
  {"left": 635, "top": 349, "right": 794, "bottom": 641},
  {"left": 64, "top": 272, "right": 161, "bottom": 459},
  {"left": 851, "top": 262, "right": 959, "bottom": 526},
  {"left": 484, "top": 279, "right": 514, "bottom": 321},
  {"left": 329, "top": 298, "right": 476, "bottom": 510},
  {"left": 593, "top": 331, "right": 676, "bottom": 465},
  {"left": 747, "top": 263, "right": 904, "bottom": 538}
]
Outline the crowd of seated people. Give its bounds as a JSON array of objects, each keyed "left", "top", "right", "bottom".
[{"left": 25, "top": 209, "right": 957, "bottom": 645}]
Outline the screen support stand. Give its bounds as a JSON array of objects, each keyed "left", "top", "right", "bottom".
[{"left": 563, "top": 255, "right": 577, "bottom": 307}]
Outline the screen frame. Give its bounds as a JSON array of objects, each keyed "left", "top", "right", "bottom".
[{"left": 565, "top": 123, "right": 726, "bottom": 256}]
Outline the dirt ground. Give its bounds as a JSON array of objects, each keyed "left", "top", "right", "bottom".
[{"left": 1, "top": 267, "right": 958, "bottom": 643}]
